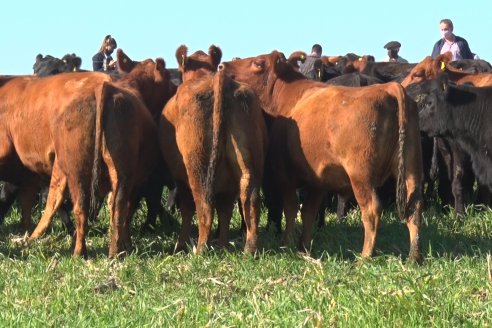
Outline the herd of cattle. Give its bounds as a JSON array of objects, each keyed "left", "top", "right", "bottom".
[{"left": 1, "top": 46, "right": 492, "bottom": 263}]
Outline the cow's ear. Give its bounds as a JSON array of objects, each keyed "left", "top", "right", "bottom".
[
  {"left": 435, "top": 52, "right": 452, "bottom": 71},
  {"left": 176, "top": 45, "right": 188, "bottom": 70},
  {"left": 271, "top": 51, "right": 290, "bottom": 76},
  {"left": 117, "top": 49, "right": 136, "bottom": 73},
  {"left": 35, "top": 54, "right": 43, "bottom": 63},
  {"left": 208, "top": 45, "right": 222, "bottom": 70},
  {"left": 154, "top": 58, "right": 166, "bottom": 82},
  {"left": 287, "top": 51, "right": 306, "bottom": 68}
]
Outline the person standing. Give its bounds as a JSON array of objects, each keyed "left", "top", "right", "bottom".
[
  {"left": 431, "top": 19, "right": 474, "bottom": 61},
  {"left": 299, "top": 44, "right": 322, "bottom": 79},
  {"left": 92, "top": 35, "right": 118, "bottom": 72},
  {"left": 382, "top": 41, "right": 408, "bottom": 63}
]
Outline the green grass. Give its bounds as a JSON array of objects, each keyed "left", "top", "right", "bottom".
[{"left": 0, "top": 201, "right": 490, "bottom": 327}]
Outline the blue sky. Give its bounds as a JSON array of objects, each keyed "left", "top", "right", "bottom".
[{"left": 2, "top": 0, "right": 491, "bottom": 74}]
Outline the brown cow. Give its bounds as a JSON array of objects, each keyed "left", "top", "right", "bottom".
[
  {"left": 402, "top": 52, "right": 492, "bottom": 88},
  {"left": 0, "top": 50, "right": 175, "bottom": 257},
  {"left": 218, "top": 51, "right": 424, "bottom": 262},
  {"left": 159, "top": 45, "right": 267, "bottom": 254}
]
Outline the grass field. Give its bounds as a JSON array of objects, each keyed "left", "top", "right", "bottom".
[{"left": 0, "top": 200, "right": 491, "bottom": 327}]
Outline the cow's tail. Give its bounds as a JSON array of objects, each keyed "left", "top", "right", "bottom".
[
  {"left": 205, "top": 70, "right": 226, "bottom": 205},
  {"left": 90, "top": 82, "right": 107, "bottom": 222},
  {"left": 392, "top": 83, "right": 408, "bottom": 221}
]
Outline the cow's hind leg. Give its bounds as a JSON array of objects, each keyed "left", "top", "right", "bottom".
[
  {"left": 239, "top": 176, "right": 261, "bottom": 254},
  {"left": 299, "top": 188, "right": 324, "bottom": 252},
  {"left": 402, "top": 167, "right": 424, "bottom": 264},
  {"left": 69, "top": 183, "right": 90, "bottom": 258},
  {"left": 351, "top": 180, "right": 381, "bottom": 258},
  {"left": 282, "top": 186, "right": 300, "bottom": 248},
  {"left": 174, "top": 187, "right": 195, "bottom": 253},
  {"left": 194, "top": 191, "right": 214, "bottom": 255},
  {"left": 29, "top": 163, "right": 68, "bottom": 240},
  {"left": 18, "top": 181, "right": 38, "bottom": 232},
  {"left": 215, "top": 193, "right": 235, "bottom": 250},
  {"left": 107, "top": 181, "right": 133, "bottom": 258}
]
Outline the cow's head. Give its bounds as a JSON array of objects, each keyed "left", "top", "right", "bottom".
[
  {"left": 117, "top": 49, "right": 176, "bottom": 118},
  {"left": 405, "top": 74, "right": 451, "bottom": 137},
  {"left": 33, "top": 54, "right": 61, "bottom": 76},
  {"left": 312, "top": 57, "right": 344, "bottom": 82},
  {"left": 219, "top": 51, "right": 299, "bottom": 86},
  {"left": 401, "top": 52, "right": 453, "bottom": 87},
  {"left": 175, "top": 45, "right": 222, "bottom": 82},
  {"left": 287, "top": 51, "right": 307, "bottom": 70},
  {"left": 60, "top": 53, "right": 82, "bottom": 72},
  {"left": 218, "top": 51, "right": 304, "bottom": 110}
]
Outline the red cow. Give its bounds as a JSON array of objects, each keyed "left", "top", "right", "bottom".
[
  {"left": 0, "top": 50, "right": 175, "bottom": 257},
  {"left": 159, "top": 45, "right": 267, "bottom": 254},
  {"left": 218, "top": 51, "right": 424, "bottom": 262},
  {"left": 402, "top": 52, "right": 492, "bottom": 88}
]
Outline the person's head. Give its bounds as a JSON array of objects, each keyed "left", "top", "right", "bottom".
[
  {"left": 439, "top": 19, "right": 454, "bottom": 40},
  {"left": 99, "top": 35, "right": 117, "bottom": 55},
  {"left": 384, "top": 41, "right": 401, "bottom": 59},
  {"left": 311, "top": 44, "right": 322, "bottom": 56}
]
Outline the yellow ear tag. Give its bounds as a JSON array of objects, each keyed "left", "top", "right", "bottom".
[
  {"left": 181, "top": 55, "right": 185, "bottom": 68},
  {"left": 317, "top": 70, "right": 321, "bottom": 79},
  {"left": 440, "top": 61, "right": 446, "bottom": 71},
  {"left": 300, "top": 54, "right": 305, "bottom": 60}
]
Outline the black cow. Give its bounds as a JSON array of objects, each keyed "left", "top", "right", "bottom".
[
  {"left": 33, "top": 53, "right": 83, "bottom": 76},
  {"left": 449, "top": 59, "right": 492, "bottom": 74},
  {"left": 345, "top": 57, "right": 416, "bottom": 83},
  {"left": 325, "top": 72, "right": 384, "bottom": 86},
  {"left": 407, "top": 75, "right": 492, "bottom": 191}
]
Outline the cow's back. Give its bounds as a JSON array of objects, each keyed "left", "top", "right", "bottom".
[
  {"left": 282, "top": 84, "right": 401, "bottom": 186},
  {"left": 0, "top": 73, "right": 111, "bottom": 175}
]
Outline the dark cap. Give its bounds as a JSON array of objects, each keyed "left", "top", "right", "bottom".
[{"left": 384, "top": 41, "right": 401, "bottom": 49}]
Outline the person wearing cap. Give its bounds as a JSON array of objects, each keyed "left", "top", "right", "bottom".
[
  {"left": 92, "top": 35, "right": 118, "bottom": 72},
  {"left": 382, "top": 41, "right": 408, "bottom": 63},
  {"left": 431, "top": 18, "right": 475, "bottom": 61},
  {"left": 299, "top": 44, "right": 322, "bottom": 79}
]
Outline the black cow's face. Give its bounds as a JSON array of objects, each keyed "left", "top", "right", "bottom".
[
  {"left": 406, "top": 76, "right": 450, "bottom": 137},
  {"left": 60, "top": 54, "right": 82, "bottom": 73}
]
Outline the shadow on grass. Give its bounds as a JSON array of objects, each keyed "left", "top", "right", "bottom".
[{"left": 1, "top": 204, "right": 491, "bottom": 261}]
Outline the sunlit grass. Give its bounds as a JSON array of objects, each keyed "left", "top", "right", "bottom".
[{"left": 0, "top": 199, "right": 490, "bottom": 327}]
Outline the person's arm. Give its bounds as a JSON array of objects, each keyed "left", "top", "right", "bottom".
[
  {"left": 460, "top": 38, "right": 474, "bottom": 60},
  {"left": 431, "top": 40, "right": 442, "bottom": 59},
  {"left": 92, "top": 53, "right": 104, "bottom": 71}
]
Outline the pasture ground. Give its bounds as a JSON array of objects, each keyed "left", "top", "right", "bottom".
[{"left": 0, "top": 198, "right": 491, "bottom": 327}]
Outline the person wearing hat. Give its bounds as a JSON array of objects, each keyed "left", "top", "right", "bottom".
[
  {"left": 92, "top": 34, "right": 118, "bottom": 72},
  {"left": 382, "top": 41, "right": 408, "bottom": 63}
]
